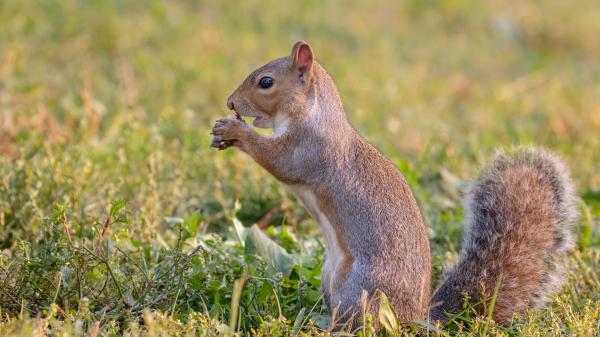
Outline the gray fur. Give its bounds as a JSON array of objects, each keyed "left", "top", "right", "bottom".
[{"left": 431, "top": 147, "right": 578, "bottom": 323}]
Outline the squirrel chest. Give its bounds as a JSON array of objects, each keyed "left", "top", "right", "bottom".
[{"left": 287, "top": 185, "right": 346, "bottom": 289}]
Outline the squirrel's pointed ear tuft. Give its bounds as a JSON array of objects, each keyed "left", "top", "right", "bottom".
[{"left": 291, "top": 41, "right": 314, "bottom": 83}]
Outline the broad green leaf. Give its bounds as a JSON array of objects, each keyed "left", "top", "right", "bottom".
[
  {"left": 183, "top": 214, "right": 203, "bottom": 238},
  {"left": 378, "top": 291, "right": 400, "bottom": 334},
  {"left": 292, "top": 307, "right": 306, "bottom": 335},
  {"left": 232, "top": 217, "right": 248, "bottom": 246},
  {"left": 244, "top": 224, "right": 295, "bottom": 275}
]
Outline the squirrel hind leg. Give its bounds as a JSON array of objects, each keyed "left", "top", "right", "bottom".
[{"left": 431, "top": 147, "right": 579, "bottom": 324}]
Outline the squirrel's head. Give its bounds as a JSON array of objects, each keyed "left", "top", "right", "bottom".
[{"left": 226, "top": 41, "right": 315, "bottom": 129}]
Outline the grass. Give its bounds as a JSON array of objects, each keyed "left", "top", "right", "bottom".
[{"left": 0, "top": 0, "right": 599, "bottom": 336}]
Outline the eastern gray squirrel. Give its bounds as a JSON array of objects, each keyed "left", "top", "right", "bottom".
[{"left": 211, "top": 41, "right": 578, "bottom": 327}]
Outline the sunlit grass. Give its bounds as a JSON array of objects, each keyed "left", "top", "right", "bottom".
[{"left": 0, "top": 0, "right": 599, "bottom": 335}]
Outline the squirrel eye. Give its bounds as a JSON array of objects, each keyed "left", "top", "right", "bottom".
[{"left": 258, "top": 76, "right": 274, "bottom": 89}]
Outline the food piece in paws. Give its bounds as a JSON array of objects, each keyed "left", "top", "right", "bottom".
[
  {"left": 210, "top": 113, "right": 245, "bottom": 150},
  {"left": 210, "top": 135, "right": 235, "bottom": 150}
]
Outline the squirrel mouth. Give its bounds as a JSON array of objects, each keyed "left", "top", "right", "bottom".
[
  {"left": 229, "top": 102, "right": 271, "bottom": 128},
  {"left": 234, "top": 109, "right": 271, "bottom": 128}
]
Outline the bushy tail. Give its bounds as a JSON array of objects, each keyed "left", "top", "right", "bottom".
[{"left": 430, "top": 147, "right": 579, "bottom": 324}]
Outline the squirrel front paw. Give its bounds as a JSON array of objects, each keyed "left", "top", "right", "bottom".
[
  {"left": 210, "top": 118, "right": 249, "bottom": 150},
  {"left": 210, "top": 135, "right": 237, "bottom": 150}
]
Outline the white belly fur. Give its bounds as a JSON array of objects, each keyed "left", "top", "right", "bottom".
[{"left": 287, "top": 185, "right": 344, "bottom": 294}]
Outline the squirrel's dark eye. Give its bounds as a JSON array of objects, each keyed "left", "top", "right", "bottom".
[{"left": 258, "top": 76, "right": 274, "bottom": 89}]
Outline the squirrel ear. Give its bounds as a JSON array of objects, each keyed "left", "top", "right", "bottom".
[{"left": 291, "top": 40, "right": 314, "bottom": 83}]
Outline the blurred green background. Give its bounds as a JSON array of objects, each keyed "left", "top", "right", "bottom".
[
  {"left": 0, "top": 0, "right": 598, "bottom": 336},
  {"left": 1, "top": 0, "right": 599, "bottom": 232}
]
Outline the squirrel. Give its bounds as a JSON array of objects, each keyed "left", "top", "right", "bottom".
[{"left": 211, "top": 41, "right": 578, "bottom": 328}]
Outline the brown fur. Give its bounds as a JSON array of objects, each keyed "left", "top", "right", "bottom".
[
  {"left": 431, "top": 148, "right": 578, "bottom": 324},
  {"left": 212, "top": 42, "right": 577, "bottom": 328}
]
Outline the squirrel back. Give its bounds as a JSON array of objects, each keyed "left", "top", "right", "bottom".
[{"left": 431, "top": 147, "right": 578, "bottom": 323}]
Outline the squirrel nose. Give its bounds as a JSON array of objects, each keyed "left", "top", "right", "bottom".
[{"left": 227, "top": 96, "right": 235, "bottom": 110}]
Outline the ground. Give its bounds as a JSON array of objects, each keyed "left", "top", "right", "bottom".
[{"left": 0, "top": 0, "right": 598, "bottom": 336}]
